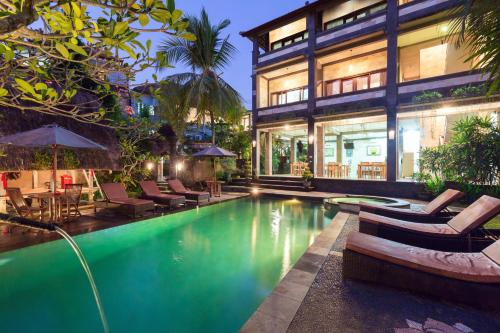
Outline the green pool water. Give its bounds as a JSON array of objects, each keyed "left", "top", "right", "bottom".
[{"left": 0, "top": 197, "right": 330, "bottom": 333}]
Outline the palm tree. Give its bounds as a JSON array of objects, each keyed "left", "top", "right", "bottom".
[
  {"left": 448, "top": 1, "right": 500, "bottom": 94},
  {"left": 156, "top": 79, "right": 192, "bottom": 176},
  {"left": 157, "top": 8, "right": 244, "bottom": 144}
]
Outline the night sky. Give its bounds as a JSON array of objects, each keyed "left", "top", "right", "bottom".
[{"left": 133, "top": 0, "right": 310, "bottom": 108}]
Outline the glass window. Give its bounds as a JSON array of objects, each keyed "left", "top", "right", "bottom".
[
  {"left": 342, "top": 79, "right": 353, "bottom": 93},
  {"left": 302, "top": 87, "right": 309, "bottom": 100},
  {"left": 257, "top": 126, "right": 308, "bottom": 176},
  {"left": 316, "top": 116, "right": 387, "bottom": 180},
  {"left": 356, "top": 76, "right": 369, "bottom": 90},
  {"left": 287, "top": 89, "right": 301, "bottom": 103}
]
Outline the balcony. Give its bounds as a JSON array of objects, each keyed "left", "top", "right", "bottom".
[
  {"left": 257, "top": 18, "right": 308, "bottom": 65},
  {"left": 317, "top": 1, "right": 387, "bottom": 47},
  {"left": 397, "top": 22, "right": 485, "bottom": 95},
  {"left": 399, "top": 0, "right": 458, "bottom": 22},
  {"left": 315, "top": 39, "right": 387, "bottom": 110},
  {"left": 256, "top": 60, "right": 308, "bottom": 117}
]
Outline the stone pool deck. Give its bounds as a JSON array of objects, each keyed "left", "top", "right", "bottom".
[
  {"left": 241, "top": 212, "right": 500, "bottom": 333},
  {"left": 0, "top": 192, "right": 249, "bottom": 253}
]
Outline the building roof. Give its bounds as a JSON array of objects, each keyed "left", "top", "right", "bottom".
[{"left": 240, "top": 0, "right": 328, "bottom": 38}]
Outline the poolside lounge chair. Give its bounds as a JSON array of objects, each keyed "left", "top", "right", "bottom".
[
  {"left": 167, "top": 179, "right": 210, "bottom": 205},
  {"left": 343, "top": 231, "right": 500, "bottom": 312},
  {"left": 6, "top": 188, "right": 48, "bottom": 222},
  {"left": 359, "top": 195, "right": 500, "bottom": 251},
  {"left": 101, "top": 183, "right": 155, "bottom": 217},
  {"left": 139, "top": 181, "right": 185, "bottom": 209},
  {"left": 359, "top": 189, "right": 463, "bottom": 222}
]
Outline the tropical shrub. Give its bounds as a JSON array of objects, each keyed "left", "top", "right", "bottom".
[
  {"left": 412, "top": 91, "right": 443, "bottom": 104},
  {"left": 418, "top": 115, "right": 500, "bottom": 199},
  {"left": 451, "top": 84, "right": 488, "bottom": 98}
]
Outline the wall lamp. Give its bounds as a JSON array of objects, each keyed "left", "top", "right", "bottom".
[
  {"left": 388, "top": 129, "right": 396, "bottom": 140},
  {"left": 252, "top": 140, "right": 257, "bottom": 148},
  {"left": 308, "top": 135, "right": 314, "bottom": 144}
]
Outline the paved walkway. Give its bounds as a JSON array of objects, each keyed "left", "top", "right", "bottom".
[{"left": 288, "top": 215, "right": 500, "bottom": 332}]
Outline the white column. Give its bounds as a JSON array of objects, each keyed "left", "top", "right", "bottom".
[{"left": 157, "top": 157, "right": 165, "bottom": 182}]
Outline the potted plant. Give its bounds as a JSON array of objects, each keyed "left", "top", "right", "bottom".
[{"left": 302, "top": 166, "right": 314, "bottom": 191}]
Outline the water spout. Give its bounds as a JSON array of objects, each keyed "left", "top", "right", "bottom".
[{"left": 0, "top": 214, "right": 110, "bottom": 333}]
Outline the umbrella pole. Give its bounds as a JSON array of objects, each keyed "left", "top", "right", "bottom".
[{"left": 52, "top": 144, "right": 57, "bottom": 192}]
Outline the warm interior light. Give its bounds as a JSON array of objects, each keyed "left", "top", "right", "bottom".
[
  {"left": 348, "top": 64, "right": 353, "bottom": 72},
  {"left": 308, "top": 135, "right": 314, "bottom": 144},
  {"left": 146, "top": 162, "right": 155, "bottom": 170},
  {"left": 284, "top": 124, "right": 290, "bottom": 130},
  {"left": 388, "top": 129, "right": 396, "bottom": 140},
  {"left": 176, "top": 162, "right": 184, "bottom": 171}
]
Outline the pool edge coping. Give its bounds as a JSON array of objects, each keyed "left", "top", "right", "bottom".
[{"left": 239, "top": 211, "right": 350, "bottom": 333}]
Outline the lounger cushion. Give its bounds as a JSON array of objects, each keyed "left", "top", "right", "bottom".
[
  {"left": 140, "top": 180, "right": 163, "bottom": 196},
  {"left": 483, "top": 241, "right": 500, "bottom": 266},
  {"left": 109, "top": 198, "right": 154, "bottom": 208},
  {"left": 423, "top": 189, "right": 463, "bottom": 215},
  {"left": 359, "top": 211, "right": 459, "bottom": 236},
  {"left": 359, "top": 202, "right": 428, "bottom": 216},
  {"left": 144, "top": 194, "right": 185, "bottom": 206},
  {"left": 346, "top": 232, "right": 500, "bottom": 283},
  {"left": 447, "top": 196, "right": 500, "bottom": 234}
]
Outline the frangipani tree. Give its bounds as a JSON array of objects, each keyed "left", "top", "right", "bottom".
[{"left": 0, "top": 0, "right": 195, "bottom": 125}]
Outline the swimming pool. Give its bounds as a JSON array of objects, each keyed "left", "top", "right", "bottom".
[{"left": 0, "top": 197, "right": 330, "bottom": 333}]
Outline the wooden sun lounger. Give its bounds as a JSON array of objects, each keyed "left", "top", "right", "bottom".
[
  {"left": 167, "top": 179, "right": 210, "bottom": 205},
  {"left": 343, "top": 232, "right": 500, "bottom": 313},
  {"left": 100, "top": 183, "right": 155, "bottom": 218},
  {"left": 359, "top": 195, "right": 500, "bottom": 251},
  {"left": 139, "top": 181, "right": 185, "bottom": 209},
  {"left": 359, "top": 189, "right": 464, "bottom": 223}
]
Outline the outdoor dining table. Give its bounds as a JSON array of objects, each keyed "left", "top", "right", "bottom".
[
  {"left": 205, "top": 180, "right": 222, "bottom": 197},
  {"left": 28, "top": 191, "right": 62, "bottom": 223}
]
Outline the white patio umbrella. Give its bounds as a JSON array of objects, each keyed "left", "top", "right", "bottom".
[{"left": 0, "top": 124, "right": 107, "bottom": 190}]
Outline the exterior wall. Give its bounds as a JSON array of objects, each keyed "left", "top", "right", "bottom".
[
  {"left": 323, "top": 51, "right": 386, "bottom": 80},
  {"left": 269, "top": 18, "right": 307, "bottom": 46},
  {"left": 246, "top": 0, "right": 486, "bottom": 192},
  {"left": 322, "top": 0, "right": 383, "bottom": 23},
  {"left": 399, "top": 38, "right": 473, "bottom": 82},
  {"left": 268, "top": 71, "right": 308, "bottom": 97}
]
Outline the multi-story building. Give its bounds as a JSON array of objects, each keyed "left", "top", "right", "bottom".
[{"left": 241, "top": 0, "right": 499, "bottom": 196}]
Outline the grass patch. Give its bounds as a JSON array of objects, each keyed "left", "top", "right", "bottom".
[{"left": 485, "top": 215, "right": 500, "bottom": 229}]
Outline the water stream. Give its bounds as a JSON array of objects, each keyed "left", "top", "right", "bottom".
[{"left": 54, "top": 227, "right": 110, "bottom": 333}]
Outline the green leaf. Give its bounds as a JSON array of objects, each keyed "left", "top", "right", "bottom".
[
  {"left": 180, "top": 32, "right": 196, "bottom": 41},
  {"left": 55, "top": 43, "right": 70, "bottom": 58},
  {"left": 34, "top": 82, "right": 48, "bottom": 91},
  {"left": 119, "top": 44, "right": 137, "bottom": 60},
  {"left": 171, "top": 9, "right": 182, "bottom": 22},
  {"left": 114, "top": 21, "right": 129, "bottom": 36},
  {"left": 138, "top": 14, "right": 149, "bottom": 27},
  {"left": 167, "top": 0, "right": 175, "bottom": 12},
  {"left": 146, "top": 39, "right": 152, "bottom": 50},
  {"left": 64, "top": 42, "right": 88, "bottom": 56},
  {"left": 0, "top": 87, "right": 8, "bottom": 97},
  {"left": 74, "top": 18, "right": 84, "bottom": 30},
  {"left": 14, "top": 78, "right": 36, "bottom": 96},
  {"left": 150, "top": 8, "right": 170, "bottom": 23},
  {"left": 71, "top": 3, "right": 81, "bottom": 17}
]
